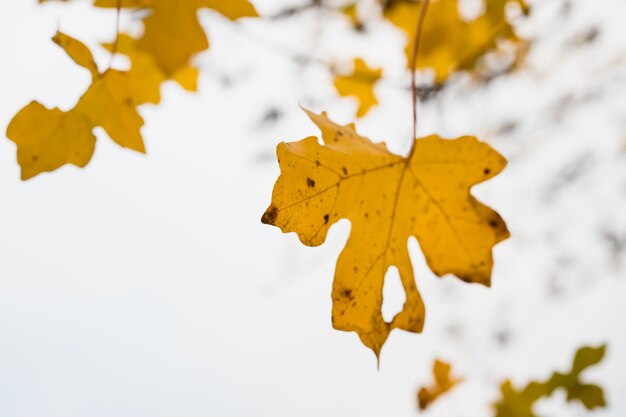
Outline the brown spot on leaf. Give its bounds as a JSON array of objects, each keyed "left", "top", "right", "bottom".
[
  {"left": 306, "top": 177, "right": 315, "bottom": 188},
  {"left": 324, "top": 214, "right": 330, "bottom": 224},
  {"left": 262, "top": 205, "right": 278, "bottom": 225}
]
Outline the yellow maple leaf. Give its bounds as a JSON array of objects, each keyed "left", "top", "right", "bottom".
[
  {"left": 7, "top": 32, "right": 156, "bottom": 179},
  {"left": 262, "top": 109, "right": 509, "bottom": 355},
  {"left": 94, "top": 0, "right": 258, "bottom": 76},
  {"left": 417, "top": 359, "right": 463, "bottom": 410},
  {"left": 333, "top": 58, "right": 383, "bottom": 118},
  {"left": 384, "top": 0, "right": 528, "bottom": 84}
]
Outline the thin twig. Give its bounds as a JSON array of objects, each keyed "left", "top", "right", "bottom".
[
  {"left": 408, "top": 0, "right": 429, "bottom": 157},
  {"left": 106, "top": 0, "right": 122, "bottom": 72},
  {"left": 228, "top": 21, "right": 412, "bottom": 91}
]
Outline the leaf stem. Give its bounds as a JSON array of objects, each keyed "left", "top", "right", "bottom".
[{"left": 408, "top": 0, "right": 430, "bottom": 158}]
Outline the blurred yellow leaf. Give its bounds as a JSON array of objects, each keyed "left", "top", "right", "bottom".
[
  {"left": 262, "top": 109, "right": 509, "bottom": 356},
  {"left": 418, "top": 359, "right": 463, "bottom": 410},
  {"left": 384, "top": 0, "right": 528, "bottom": 84},
  {"left": 94, "top": 0, "right": 258, "bottom": 76},
  {"left": 333, "top": 58, "right": 382, "bottom": 118},
  {"left": 494, "top": 345, "right": 607, "bottom": 417},
  {"left": 7, "top": 103, "right": 96, "bottom": 180},
  {"left": 7, "top": 32, "right": 158, "bottom": 179}
]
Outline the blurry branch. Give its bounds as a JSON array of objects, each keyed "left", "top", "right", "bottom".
[
  {"left": 268, "top": 0, "right": 333, "bottom": 20},
  {"left": 229, "top": 21, "right": 443, "bottom": 100}
]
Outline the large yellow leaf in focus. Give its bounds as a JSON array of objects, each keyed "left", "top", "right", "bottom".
[
  {"left": 384, "top": 0, "right": 528, "bottom": 84},
  {"left": 333, "top": 58, "right": 382, "bottom": 118},
  {"left": 6, "top": 102, "right": 96, "bottom": 180},
  {"left": 262, "top": 109, "right": 509, "bottom": 355}
]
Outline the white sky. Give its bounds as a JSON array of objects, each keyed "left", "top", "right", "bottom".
[{"left": 0, "top": 1, "right": 625, "bottom": 416}]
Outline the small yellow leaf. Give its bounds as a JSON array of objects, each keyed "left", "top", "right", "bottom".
[
  {"left": 417, "top": 359, "right": 463, "bottom": 410},
  {"left": 6, "top": 102, "right": 96, "bottom": 180},
  {"left": 262, "top": 109, "right": 509, "bottom": 355},
  {"left": 333, "top": 58, "right": 382, "bottom": 118},
  {"left": 494, "top": 345, "right": 607, "bottom": 417},
  {"left": 546, "top": 345, "right": 607, "bottom": 410}
]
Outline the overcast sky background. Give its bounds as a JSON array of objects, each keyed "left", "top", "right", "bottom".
[{"left": 0, "top": 0, "right": 625, "bottom": 416}]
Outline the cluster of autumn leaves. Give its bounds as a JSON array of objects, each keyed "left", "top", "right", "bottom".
[
  {"left": 8, "top": 0, "right": 259, "bottom": 180},
  {"left": 8, "top": 0, "right": 529, "bottom": 179},
  {"left": 5, "top": 1, "right": 610, "bottom": 415}
]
